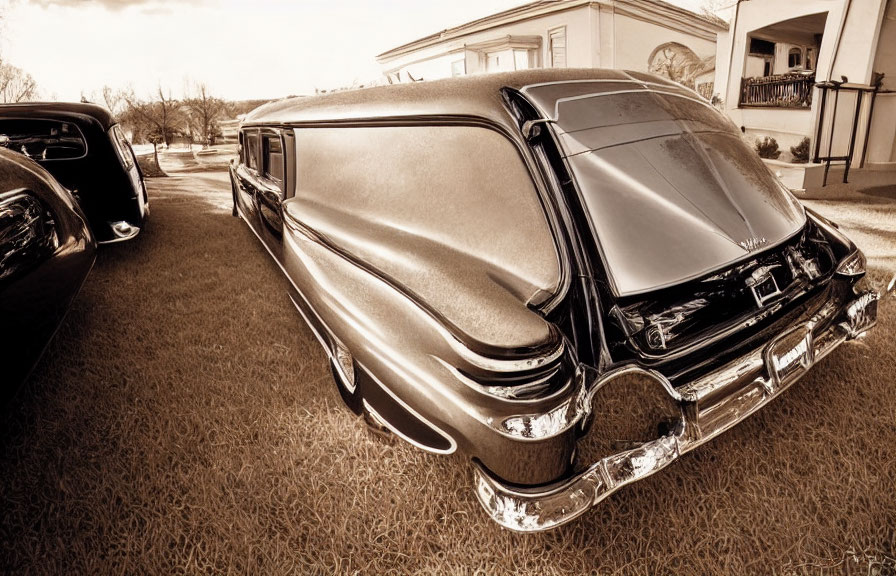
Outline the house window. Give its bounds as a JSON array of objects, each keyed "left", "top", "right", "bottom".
[
  {"left": 451, "top": 59, "right": 465, "bottom": 77},
  {"left": 749, "top": 37, "right": 775, "bottom": 56},
  {"left": 549, "top": 27, "right": 566, "bottom": 68},
  {"left": 788, "top": 48, "right": 802, "bottom": 68},
  {"left": 486, "top": 52, "right": 517, "bottom": 72},
  {"left": 513, "top": 50, "right": 532, "bottom": 70}
]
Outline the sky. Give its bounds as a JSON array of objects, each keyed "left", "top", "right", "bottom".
[{"left": 0, "top": 0, "right": 711, "bottom": 102}]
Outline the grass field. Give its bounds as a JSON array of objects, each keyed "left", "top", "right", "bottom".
[{"left": 1, "top": 165, "right": 895, "bottom": 574}]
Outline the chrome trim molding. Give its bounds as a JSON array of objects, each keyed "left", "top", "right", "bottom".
[{"left": 358, "top": 365, "right": 458, "bottom": 456}]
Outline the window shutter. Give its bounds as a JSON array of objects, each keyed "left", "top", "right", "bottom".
[{"left": 549, "top": 28, "right": 567, "bottom": 68}]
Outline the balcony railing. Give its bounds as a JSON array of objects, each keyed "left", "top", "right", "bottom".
[{"left": 740, "top": 74, "right": 815, "bottom": 108}]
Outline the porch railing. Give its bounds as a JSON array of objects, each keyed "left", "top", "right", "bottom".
[{"left": 739, "top": 74, "right": 815, "bottom": 108}]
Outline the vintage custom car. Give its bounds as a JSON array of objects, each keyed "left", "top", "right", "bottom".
[
  {"left": 231, "top": 69, "right": 884, "bottom": 531},
  {"left": 0, "top": 102, "right": 148, "bottom": 243},
  {"left": 0, "top": 147, "right": 95, "bottom": 396}
]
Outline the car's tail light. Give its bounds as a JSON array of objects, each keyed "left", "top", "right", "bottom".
[
  {"left": 500, "top": 394, "right": 580, "bottom": 439},
  {"left": 835, "top": 250, "right": 866, "bottom": 278},
  {"left": 0, "top": 190, "right": 58, "bottom": 282}
]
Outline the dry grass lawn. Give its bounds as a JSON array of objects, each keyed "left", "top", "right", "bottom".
[{"left": 1, "top": 167, "right": 895, "bottom": 575}]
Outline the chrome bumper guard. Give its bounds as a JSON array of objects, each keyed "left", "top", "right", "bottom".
[
  {"left": 474, "top": 289, "right": 881, "bottom": 532},
  {"left": 98, "top": 220, "right": 141, "bottom": 244}
]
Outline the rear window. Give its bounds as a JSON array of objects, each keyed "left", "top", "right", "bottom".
[
  {"left": 552, "top": 91, "right": 736, "bottom": 154},
  {"left": 0, "top": 118, "right": 87, "bottom": 160}
]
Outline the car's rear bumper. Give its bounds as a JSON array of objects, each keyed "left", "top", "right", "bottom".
[{"left": 473, "top": 287, "right": 881, "bottom": 532}]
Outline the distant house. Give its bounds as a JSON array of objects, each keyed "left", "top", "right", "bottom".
[
  {"left": 714, "top": 0, "right": 896, "bottom": 188},
  {"left": 376, "top": 0, "right": 726, "bottom": 98}
]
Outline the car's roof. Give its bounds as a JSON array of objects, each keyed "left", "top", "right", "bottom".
[
  {"left": 242, "top": 68, "right": 688, "bottom": 128},
  {"left": 0, "top": 102, "right": 117, "bottom": 131}
]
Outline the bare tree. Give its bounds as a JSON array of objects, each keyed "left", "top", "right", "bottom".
[
  {"left": 0, "top": 60, "right": 38, "bottom": 103},
  {"left": 120, "top": 85, "right": 184, "bottom": 165},
  {"left": 122, "top": 86, "right": 182, "bottom": 146},
  {"left": 102, "top": 85, "right": 124, "bottom": 116},
  {"left": 185, "top": 83, "right": 226, "bottom": 148},
  {"left": 81, "top": 85, "right": 124, "bottom": 114}
]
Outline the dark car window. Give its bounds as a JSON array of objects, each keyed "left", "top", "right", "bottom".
[
  {"left": 245, "top": 132, "right": 259, "bottom": 171},
  {"left": 109, "top": 124, "right": 135, "bottom": 171},
  {"left": 0, "top": 119, "right": 87, "bottom": 160},
  {"left": 262, "top": 134, "right": 283, "bottom": 185}
]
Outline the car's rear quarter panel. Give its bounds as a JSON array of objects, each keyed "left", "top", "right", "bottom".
[
  {"left": 282, "top": 225, "right": 576, "bottom": 484},
  {"left": 279, "top": 122, "right": 577, "bottom": 484}
]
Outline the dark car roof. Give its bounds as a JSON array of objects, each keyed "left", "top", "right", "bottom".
[
  {"left": 0, "top": 102, "right": 117, "bottom": 131},
  {"left": 242, "top": 68, "right": 688, "bottom": 128}
]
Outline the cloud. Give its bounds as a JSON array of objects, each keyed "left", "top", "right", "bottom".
[{"left": 28, "top": 0, "right": 206, "bottom": 11}]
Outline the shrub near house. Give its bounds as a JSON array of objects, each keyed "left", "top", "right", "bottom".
[{"left": 755, "top": 136, "right": 781, "bottom": 159}]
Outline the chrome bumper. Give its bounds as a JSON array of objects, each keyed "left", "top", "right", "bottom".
[{"left": 474, "top": 289, "right": 881, "bottom": 532}]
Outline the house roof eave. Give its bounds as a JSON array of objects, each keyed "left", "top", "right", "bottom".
[{"left": 376, "top": 0, "right": 728, "bottom": 64}]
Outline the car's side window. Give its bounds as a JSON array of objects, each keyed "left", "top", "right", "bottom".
[
  {"left": 109, "top": 124, "right": 135, "bottom": 171},
  {"left": 262, "top": 133, "right": 283, "bottom": 187},
  {"left": 0, "top": 119, "right": 87, "bottom": 160},
  {"left": 245, "top": 131, "right": 259, "bottom": 172}
]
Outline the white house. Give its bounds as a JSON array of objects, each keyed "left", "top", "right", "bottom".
[
  {"left": 715, "top": 0, "right": 896, "bottom": 189},
  {"left": 376, "top": 0, "right": 726, "bottom": 98}
]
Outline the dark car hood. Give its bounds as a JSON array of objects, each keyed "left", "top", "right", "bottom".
[{"left": 521, "top": 80, "right": 806, "bottom": 297}]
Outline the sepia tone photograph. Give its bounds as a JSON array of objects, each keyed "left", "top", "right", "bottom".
[{"left": 1, "top": 0, "right": 895, "bottom": 573}]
